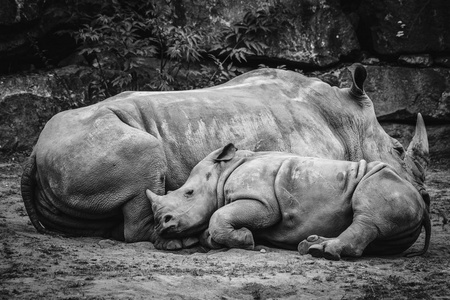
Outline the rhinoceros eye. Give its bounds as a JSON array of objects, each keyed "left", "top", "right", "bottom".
[
  {"left": 184, "top": 189, "right": 194, "bottom": 197},
  {"left": 391, "top": 138, "right": 405, "bottom": 159},
  {"left": 393, "top": 145, "right": 405, "bottom": 159}
]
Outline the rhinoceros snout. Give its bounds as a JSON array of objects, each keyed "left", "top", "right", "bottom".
[
  {"left": 161, "top": 214, "right": 170, "bottom": 221},
  {"left": 162, "top": 214, "right": 175, "bottom": 226},
  {"left": 158, "top": 213, "right": 179, "bottom": 236}
]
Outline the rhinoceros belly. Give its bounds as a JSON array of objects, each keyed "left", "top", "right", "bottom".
[{"left": 254, "top": 157, "right": 363, "bottom": 249}]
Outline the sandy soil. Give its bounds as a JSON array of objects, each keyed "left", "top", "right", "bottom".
[{"left": 1, "top": 157, "right": 449, "bottom": 300}]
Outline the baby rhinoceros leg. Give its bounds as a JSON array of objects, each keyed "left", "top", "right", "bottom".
[
  {"left": 297, "top": 165, "right": 425, "bottom": 260},
  {"left": 204, "top": 200, "right": 280, "bottom": 250},
  {"left": 298, "top": 222, "right": 379, "bottom": 261}
]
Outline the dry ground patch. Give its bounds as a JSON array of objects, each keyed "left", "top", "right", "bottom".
[{"left": 1, "top": 158, "right": 449, "bottom": 299}]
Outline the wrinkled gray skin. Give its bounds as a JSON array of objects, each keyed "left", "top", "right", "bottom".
[
  {"left": 21, "top": 64, "right": 429, "bottom": 249},
  {"left": 147, "top": 143, "right": 430, "bottom": 260}
]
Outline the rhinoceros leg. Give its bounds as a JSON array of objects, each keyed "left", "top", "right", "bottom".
[
  {"left": 121, "top": 193, "right": 156, "bottom": 242},
  {"left": 119, "top": 188, "right": 197, "bottom": 250},
  {"left": 298, "top": 165, "right": 426, "bottom": 260},
  {"left": 203, "top": 200, "right": 280, "bottom": 249},
  {"left": 303, "top": 222, "right": 379, "bottom": 260}
]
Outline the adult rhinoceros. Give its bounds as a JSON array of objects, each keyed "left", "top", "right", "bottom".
[
  {"left": 146, "top": 143, "right": 430, "bottom": 260},
  {"left": 21, "top": 64, "right": 429, "bottom": 249}
]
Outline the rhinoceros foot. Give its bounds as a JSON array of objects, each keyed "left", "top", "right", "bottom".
[
  {"left": 307, "top": 243, "right": 341, "bottom": 261},
  {"left": 298, "top": 235, "right": 342, "bottom": 260},
  {"left": 153, "top": 238, "right": 183, "bottom": 250},
  {"left": 200, "top": 227, "right": 255, "bottom": 250},
  {"left": 182, "top": 237, "right": 200, "bottom": 248},
  {"left": 297, "top": 235, "right": 322, "bottom": 255},
  {"left": 199, "top": 229, "right": 224, "bottom": 249},
  {"left": 154, "top": 237, "right": 200, "bottom": 250}
]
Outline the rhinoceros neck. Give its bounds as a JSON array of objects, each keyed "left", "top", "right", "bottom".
[{"left": 215, "top": 157, "right": 248, "bottom": 208}]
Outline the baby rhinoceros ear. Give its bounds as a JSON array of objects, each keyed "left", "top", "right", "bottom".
[{"left": 213, "top": 143, "right": 237, "bottom": 162}]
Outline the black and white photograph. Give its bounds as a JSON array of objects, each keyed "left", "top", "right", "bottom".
[{"left": 1, "top": 0, "right": 449, "bottom": 298}]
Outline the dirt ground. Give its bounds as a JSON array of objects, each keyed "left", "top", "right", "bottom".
[{"left": 1, "top": 156, "right": 449, "bottom": 300}]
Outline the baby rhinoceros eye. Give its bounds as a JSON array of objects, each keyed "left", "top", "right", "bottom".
[{"left": 184, "top": 189, "right": 194, "bottom": 197}]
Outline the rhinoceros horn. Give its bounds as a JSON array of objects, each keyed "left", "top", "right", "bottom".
[
  {"left": 405, "top": 113, "right": 429, "bottom": 186},
  {"left": 146, "top": 189, "right": 162, "bottom": 209}
]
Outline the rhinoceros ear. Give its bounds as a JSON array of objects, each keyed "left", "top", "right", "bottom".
[
  {"left": 349, "top": 63, "right": 367, "bottom": 97},
  {"left": 213, "top": 143, "right": 237, "bottom": 162}
]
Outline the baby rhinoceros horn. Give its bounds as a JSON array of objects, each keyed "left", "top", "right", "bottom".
[{"left": 146, "top": 189, "right": 162, "bottom": 210}]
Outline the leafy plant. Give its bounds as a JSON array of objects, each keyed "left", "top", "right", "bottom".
[
  {"left": 73, "top": 0, "right": 161, "bottom": 100},
  {"left": 69, "top": 0, "right": 215, "bottom": 97},
  {"left": 63, "top": 0, "right": 293, "bottom": 101},
  {"left": 201, "top": 2, "right": 295, "bottom": 86}
]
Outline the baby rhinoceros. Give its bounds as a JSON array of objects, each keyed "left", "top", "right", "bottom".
[{"left": 146, "top": 144, "right": 430, "bottom": 260}]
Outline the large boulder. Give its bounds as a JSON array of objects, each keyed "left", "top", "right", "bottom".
[
  {"left": 264, "top": 0, "right": 360, "bottom": 67},
  {"left": 359, "top": 0, "right": 450, "bottom": 55},
  {"left": 0, "top": 66, "right": 90, "bottom": 152},
  {"left": 186, "top": 0, "right": 360, "bottom": 67},
  {"left": 363, "top": 66, "right": 450, "bottom": 122},
  {"left": 320, "top": 65, "right": 450, "bottom": 123}
]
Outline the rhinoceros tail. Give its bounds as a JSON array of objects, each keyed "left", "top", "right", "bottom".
[
  {"left": 20, "top": 153, "right": 53, "bottom": 235},
  {"left": 404, "top": 208, "right": 431, "bottom": 258}
]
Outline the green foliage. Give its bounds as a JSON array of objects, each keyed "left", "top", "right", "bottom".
[
  {"left": 72, "top": 1, "right": 163, "bottom": 100},
  {"left": 59, "top": 0, "right": 292, "bottom": 101},
  {"left": 205, "top": 2, "right": 294, "bottom": 85}
]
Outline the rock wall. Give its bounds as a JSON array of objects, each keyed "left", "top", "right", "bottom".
[
  {"left": 182, "top": 0, "right": 360, "bottom": 68},
  {"left": 2, "top": 0, "right": 449, "bottom": 71},
  {"left": 0, "top": 66, "right": 92, "bottom": 152},
  {"left": 330, "top": 66, "right": 450, "bottom": 122},
  {"left": 181, "top": 0, "right": 450, "bottom": 68},
  {"left": 0, "top": 0, "right": 449, "bottom": 164},
  {"left": 359, "top": 0, "right": 450, "bottom": 55}
]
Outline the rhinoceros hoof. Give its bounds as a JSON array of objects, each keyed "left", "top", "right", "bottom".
[
  {"left": 297, "top": 235, "right": 327, "bottom": 255},
  {"left": 232, "top": 227, "right": 255, "bottom": 250},
  {"left": 308, "top": 243, "right": 341, "bottom": 261},
  {"left": 199, "top": 230, "right": 223, "bottom": 249}
]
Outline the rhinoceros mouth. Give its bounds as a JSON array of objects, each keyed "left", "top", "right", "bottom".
[
  {"left": 155, "top": 221, "right": 180, "bottom": 238},
  {"left": 158, "top": 222, "right": 208, "bottom": 239}
]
